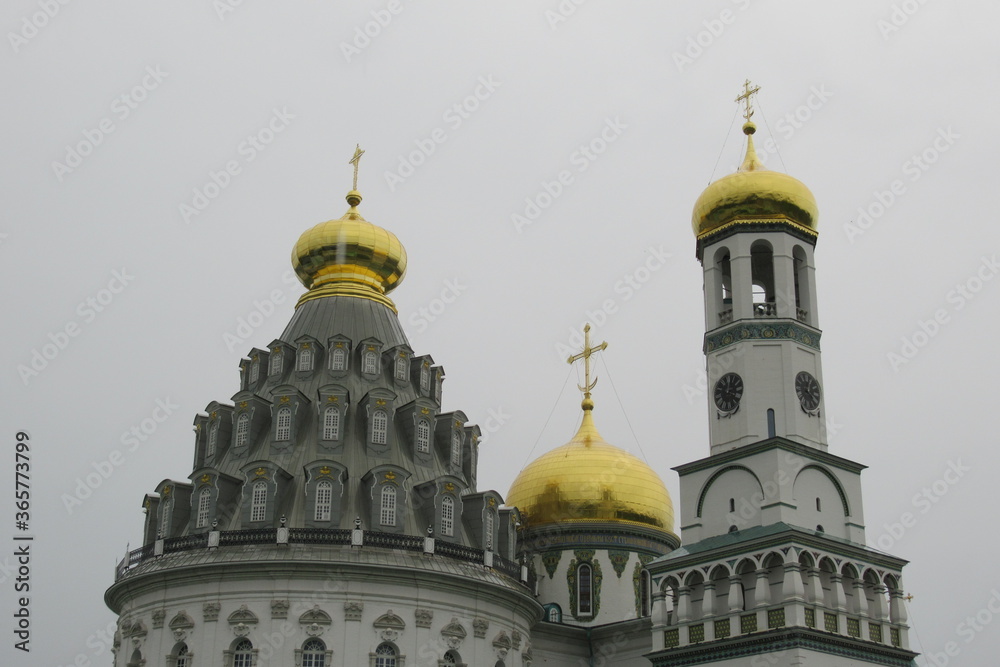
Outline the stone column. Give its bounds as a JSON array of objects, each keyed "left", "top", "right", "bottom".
[
  {"left": 651, "top": 592, "right": 667, "bottom": 651},
  {"left": 872, "top": 585, "right": 890, "bottom": 622},
  {"left": 702, "top": 582, "right": 717, "bottom": 619},
  {"left": 677, "top": 586, "right": 692, "bottom": 624},
  {"left": 829, "top": 574, "right": 846, "bottom": 611},
  {"left": 853, "top": 581, "right": 869, "bottom": 617},
  {"left": 754, "top": 569, "right": 771, "bottom": 608},
  {"left": 806, "top": 568, "right": 824, "bottom": 605},
  {"left": 728, "top": 576, "right": 743, "bottom": 613},
  {"left": 782, "top": 562, "right": 805, "bottom": 602}
]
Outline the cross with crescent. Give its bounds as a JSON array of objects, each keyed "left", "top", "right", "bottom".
[
  {"left": 349, "top": 144, "right": 365, "bottom": 191},
  {"left": 567, "top": 324, "right": 608, "bottom": 401},
  {"left": 735, "top": 79, "right": 760, "bottom": 121}
]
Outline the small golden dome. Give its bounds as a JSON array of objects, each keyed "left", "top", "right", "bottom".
[
  {"left": 506, "top": 409, "right": 675, "bottom": 533},
  {"left": 692, "top": 121, "right": 819, "bottom": 238},
  {"left": 292, "top": 190, "right": 407, "bottom": 311}
]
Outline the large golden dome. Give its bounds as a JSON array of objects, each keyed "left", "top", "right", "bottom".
[
  {"left": 292, "top": 190, "right": 407, "bottom": 311},
  {"left": 692, "top": 121, "right": 818, "bottom": 238},
  {"left": 506, "top": 409, "right": 675, "bottom": 533}
]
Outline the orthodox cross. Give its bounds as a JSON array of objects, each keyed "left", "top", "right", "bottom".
[
  {"left": 735, "top": 79, "right": 760, "bottom": 121},
  {"left": 349, "top": 144, "right": 365, "bottom": 190},
  {"left": 567, "top": 324, "right": 608, "bottom": 400}
]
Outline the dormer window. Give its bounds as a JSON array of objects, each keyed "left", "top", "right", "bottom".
[
  {"left": 331, "top": 347, "right": 346, "bottom": 371},
  {"left": 250, "top": 481, "right": 267, "bottom": 522},
  {"left": 485, "top": 508, "right": 495, "bottom": 548},
  {"left": 416, "top": 419, "right": 430, "bottom": 453},
  {"left": 269, "top": 350, "right": 282, "bottom": 376},
  {"left": 394, "top": 354, "right": 407, "bottom": 381},
  {"left": 372, "top": 410, "right": 388, "bottom": 445},
  {"left": 314, "top": 480, "right": 332, "bottom": 522},
  {"left": 363, "top": 350, "right": 378, "bottom": 375},
  {"left": 196, "top": 488, "right": 211, "bottom": 528},
  {"left": 275, "top": 406, "right": 292, "bottom": 441},
  {"left": 450, "top": 431, "right": 462, "bottom": 467},
  {"left": 297, "top": 346, "right": 313, "bottom": 371},
  {"left": 235, "top": 413, "right": 250, "bottom": 448},
  {"left": 207, "top": 420, "right": 219, "bottom": 458},
  {"left": 441, "top": 496, "right": 455, "bottom": 536},
  {"left": 250, "top": 357, "right": 260, "bottom": 383},
  {"left": 322, "top": 406, "right": 340, "bottom": 441},
  {"left": 161, "top": 497, "right": 173, "bottom": 538},
  {"left": 379, "top": 485, "right": 396, "bottom": 526},
  {"left": 420, "top": 364, "right": 431, "bottom": 392}
]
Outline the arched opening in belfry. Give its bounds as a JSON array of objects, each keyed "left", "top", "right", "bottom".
[{"left": 750, "top": 241, "right": 775, "bottom": 317}]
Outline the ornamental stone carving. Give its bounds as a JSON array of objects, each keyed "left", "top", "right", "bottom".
[
  {"left": 441, "top": 618, "right": 467, "bottom": 650},
  {"left": 374, "top": 610, "right": 405, "bottom": 643},
  {"left": 415, "top": 608, "right": 433, "bottom": 628},
  {"left": 203, "top": 602, "right": 221, "bottom": 622},
  {"left": 492, "top": 630, "right": 512, "bottom": 660},
  {"left": 232, "top": 622, "right": 251, "bottom": 637},
  {"left": 169, "top": 611, "right": 194, "bottom": 642},
  {"left": 473, "top": 617, "right": 489, "bottom": 638},
  {"left": 512, "top": 629, "right": 522, "bottom": 649},
  {"left": 299, "top": 606, "right": 333, "bottom": 629},
  {"left": 151, "top": 609, "right": 165, "bottom": 629},
  {"left": 271, "top": 599, "right": 290, "bottom": 619},
  {"left": 344, "top": 601, "right": 364, "bottom": 621}
]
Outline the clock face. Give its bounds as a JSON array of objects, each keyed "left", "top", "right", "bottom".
[
  {"left": 795, "top": 372, "right": 821, "bottom": 411},
  {"left": 714, "top": 373, "right": 744, "bottom": 413}
]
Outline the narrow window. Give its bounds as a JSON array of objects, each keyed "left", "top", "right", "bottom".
[
  {"left": 233, "top": 639, "right": 253, "bottom": 667},
  {"left": 578, "top": 563, "right": 593, "bottom": 615},
  {"left": 450, "top": 431, "right": 462, "bottom": 467},
  {"left": 374, "top": 643, "right": 397, "bottom": 667},
  {"left": 441, "top": 496, "right": 454, "bottom": 536},
  {"left": 420, "top": 365, "right": 430, "bottom": 391},
  {"left": 729, "top": 498, "right": 735, "bottom": 513},
  {"left": 276, "top": 406, "right": 292, "bottom": 441},
  {"left": 363, "top": 350, "right": 378, "bottom": 375},
  {"left": 250, "top": 358, "right": 260, "bottom": 383},
  {"left": 250, "top": 481, "right": 267, "bottom": 522},
  {"left": 767, "top": 408, "right": 776, "bottom": 438},
  {"left": 315, "top": 480, "right": 333, "bottom": 522},
  {"left": 235, "top": 413, "right": 250, "bottom": 447},
  {"left": 379, "top": 485, "right": 396, "bottom": 527},
  {"left": 302, "top": 639, "right": 326, "bottom": 667},
  {"left": 207, "top": 420, "right": 219, "bottom": 458},
  {"left": 394, "top": 354, "right": 407, "bottom": 380},
  {"left": 816, "top": 497, "right": 822, "bottom": 512},
  {"left": 270, "top": 350, "right": 282, "bottom": 375},
  {"left": 485, "top": 509, "right": 495, "bottom": 548},
  {"left": 331, "top": 347, "right": 346, "bottom": 371},
  {"left": 322, "top": 406, "right": 340, "bottom": 441},
  {"left": 548, "top": 605, "right": 561, "bottom": 623},
  {"left": 298, "top": 347, "right": 313, "bottom": 371},
  {"left": 641, "top": 569, "right": 652, "bottom": 616},
  {"left": 416, "top": 419, "right": 430, "bottom": 453},
  {"left": 160, "top": 498, "right": 172, "bottom": 538},
  {"left": 196, "top": 488, "right": 211, "bottom": 528},
  {"left": 175, "top": 644, "right": 189, "bottom": 667},
  {"left": 372, "top": 410, "right": 388, "bottom": 445}
]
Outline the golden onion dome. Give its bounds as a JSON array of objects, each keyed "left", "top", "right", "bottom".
[
  {"left": 692, "top": 121, "right": 818, "bottom": 238},
  {"left": 292, "top": 190, "right": 407, "bottom": 311},
  {"left": 506, "top": 407, "right": 675, "bottom": 534}
]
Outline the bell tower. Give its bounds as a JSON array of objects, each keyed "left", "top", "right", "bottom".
[{"left": 693, "top": 81, "right": 826, "bottom": 456}]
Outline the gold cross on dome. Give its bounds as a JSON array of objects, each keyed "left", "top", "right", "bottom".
[
  {"left": 735, "top": 79, "right": 760, "bottom": 121},
  {"left": 349, "top": 144, "right": 365, "bottom": 190},
  {"left": 567, "top": 324, "right": 608, "bottom": 400}
]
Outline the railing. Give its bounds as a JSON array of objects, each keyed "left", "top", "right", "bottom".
[
  {"left": 796, "top": 307, "right": 809, "bottom": 322},
  {"left": 753, "top": 301, "right": 776, "bottom": 317},
  {"left": 718, "top": 308, "right": 734, "bottom": 325},
  {"left": 113, "top": 528, "right": 534, "bottom": 591}
]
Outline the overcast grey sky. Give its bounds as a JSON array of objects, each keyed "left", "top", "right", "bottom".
[{"left": 2, "top": 2, "right": 999, "bottom": 665}]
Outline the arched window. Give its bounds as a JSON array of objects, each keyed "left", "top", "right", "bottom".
[
  {"left": 441, "top": 496, "right": 454, "bottom": 536},
  {"left": 233, "top": 638, "right": 253, "bottom": 667},
  {"left": 331, "top": 347, "right": 346, "bottom": 371},
  {"left": 322, "top": 406, "right": 340, "bottom": 441},
  {"left": 714, "top": 248, "right": 733, "bottom": 325},
  {"left": 420, "top": 365, "right": 430, "bottom": 391},
  {"left": 374, "top": 643, "right": 397, "bottom": 667},
  {"left": 297, "top": 347, "right": 313, "bottom": 371},
  {"left": 751, "top": 240, "right": 775, "bottom": 316},
  {"left": 485, "top": 510, "right": 495, "bottom": 548},
  {"left": 372, "top": 410, "right": 388, "bottom": 445},
  {"left": 442, "top": 650, "right": 461, "bottom": 665},
  {"left": 175, "top": 643, "right": 190, "bottom": 667},
  {"left": 380, "top": 485, "right": 396, "bottom": 527},
  {"left": 416, "top": 419, "right": 430, "bottom": 453},
  {"left": 394, "top": 355, "right": 407, "bottom": 380},
  {"left": 729, "top": 498, "right": 735, "bottom": 513},
  {"left": 235, "top": 413, "right": 250, "bottom": 448},
  {"left": 269, "top": 350, "right": 282, "bottom": 375},
  {"left": 207, "top": 420, "right": 219, "bottom": 458},
  {"left": 578, "top": 563, "right": 593, "bottom": 616},
  {"left": 793, "top": 245, "right": 810, "bottom": 323},
  {"left": 301, "top": 638, "right": 326, "bottom": 667},
  {"left": 363, "top": 350, "right": 378, "bottom": 375},
  {"left": 640, "top": 569, "right": 652, "bottom": 616},
  {"left": 196, "top": 488, "right": 211, "bottom": 528},
  {"left": 250, "top": 481, "right": 267, "bottom": 523},
  {"left": 816, "top": 497, "right": 822, "bottom": 512},
  {"left": 275, "top": 407, "right": 292, "bottom": 441},
  {"left": 767, "top": 408, "right": 776, "bottom": 438},
  {"left": 250, "top": 358, "right": 260, "bottom": 383},
  {"left": 315, "top": 480, "right": 333, "bottom": 522},
  {"left": 450, "top": 431, "right": 462, "bottom": 467},
  {"left": 547, "top": 604, "right": 562, "bottom": 623},
  {"left": 160, "top": 498, "right": 173, "bottom": 538}
]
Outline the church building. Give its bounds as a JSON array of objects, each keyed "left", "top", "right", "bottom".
[{"left": 105, "top": 85, "right": 918, "bottom": 666}]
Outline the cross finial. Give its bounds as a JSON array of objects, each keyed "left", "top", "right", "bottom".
[
  {"left": 567, "top": 324, "right": 608, "bottom": 410},
  {"left": 348, "top": 144, "right": 365, "bottom": 191},
  {"left": 735, "top": 79, "right": 760, "bottom": 122}
]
